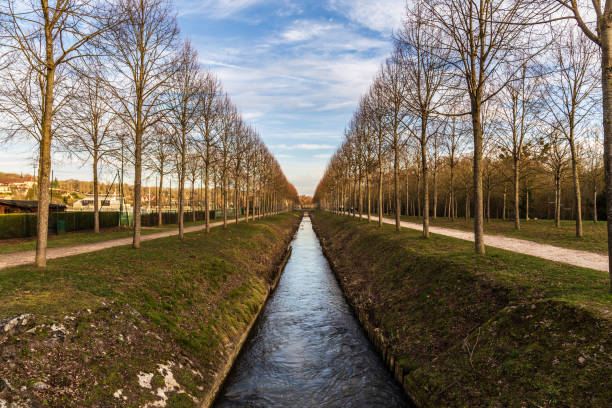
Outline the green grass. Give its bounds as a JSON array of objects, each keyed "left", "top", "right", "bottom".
[
  {"left": 313, "top": 211, "right": 612, "bottom": 407},
  {"left": 389, "top": 213, "right": 607, "bottom": 254},
  {"left": 0, "top": 219, "right": 226, "bottom": 255},
  {"left": 0, "top": 212, "right": 300, "bottom": 406},
  {"left": 0, "top": 213, "right": 298, "bottom": 319}
]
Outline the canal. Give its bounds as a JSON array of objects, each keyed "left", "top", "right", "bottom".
[{"left": 214, "top": 215, "right": 411, "bottom": 407}]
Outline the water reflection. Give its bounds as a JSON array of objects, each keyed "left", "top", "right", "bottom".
[{"left": 214, "top": 216, "right": 411, "bottom": 408}]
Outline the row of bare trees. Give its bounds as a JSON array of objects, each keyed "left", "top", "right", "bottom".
[
  {"left": 0, "top": 0, "right": 297, "bottom": 267},
  {"left": 314, "top": 0, "right": 612, "bottom": 291}
]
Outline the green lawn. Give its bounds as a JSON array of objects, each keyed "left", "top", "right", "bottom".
[
  {"left": 0, "top": 212, "right": 300, "bottom": 406},
  {"left": 390, "top": 214, "right": 607, "bottom": 254},
  {"left": 313, "top": 212, "right": 612, "bottom": 407}
]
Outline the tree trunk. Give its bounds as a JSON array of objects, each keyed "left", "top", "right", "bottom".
[
  {"left": 191, "top": 178, "right": 196, "bottom": 223},
  {"left": 205, "top": 162, "right": 210, "bottom": 233},
  {"left": 513, "top": 158, "right": 520, "bottom": 230},
  {"left": 394, "top": 135, "right": 401, "bottom": 231},
  {"left": 421, "top": 127, "right": 429, "bottom": 238},
  {"left": 34, "top": 61, "right": 55, "bottom": 267},
  {"left": 555, "top": 175, "right": 561, "bottom": 228},
  {"left": 133, "top": 119, "right": 143, "bottom": 249},
  {"left": 405, "top": 167, "right": 409, "bottom": 216},
  {"left": 223, "top": 176, "right": 227, "bottom": 228},
  {"left": 158, "top": 171, "right": 163, "bottom": 226},
  {"left": 486, "top": 186, "right": 491, "bottom": 223},
  {"left": 416, "top": 174, "right": 421, "bottom": 217},
  {"left": 594, "top": 190, "right": 598, "bottom": 223},
  {"left": 367, "top": 173, "right": 371, "bottom": 222},
  {"left": 601, "top": 26, "right": 612, "bottom": 291},
  {"left": 433, "top": 165, "right": 438, "bottom": 219},
  {"left": 525, "top": 187, "right": 529, "bottom": 221},
  {"left": 246, "top": 174, "right": 250, "bottom": 223},
  {"left": 502, "top": 185, "right": 507, "bottom": 221},
  {"left": 450, "top": 163, "right": 455, "bottom": 221},
  {"left": 472, "top": 99, "right": 485, "bottom": 254},
  {"left": 378, "top": 150, "right": 383, "bottom": 228},
  {"left": 358, "top": 171, "right": 363, "bottom": 220},
  {"left": 178, "top": 137, "right": 186, "bottom": 241},
  {"left": 235, "top": 176, "right": 239, "bottom": 224},
  {"left": 93, "top": 153, "right": 100, "bottom": 233},
  {"left": 569, "top": 137, "right": 583, "bottom": 237}
]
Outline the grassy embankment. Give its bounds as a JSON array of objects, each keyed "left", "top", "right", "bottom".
[
  {"left": 393, "top": 214, "right": 606, "bottom": 254},
  {"left": 0, "top": 212, "right": 300, "bottom": 407},
  {"left": 312, "top": 211, "right": 612, "bottom": 408},
  {"left": 0, "top": 218, "right": 247, "bottom": 255}
]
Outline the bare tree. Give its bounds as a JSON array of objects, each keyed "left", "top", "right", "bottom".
[
  {"left": 231, "top": 119, "right": 247, "bottom": 224},
  {"left": 584, "top": 131, "right": 604, "bottom": 223},
  {"left": 426, "top": 0, "right": 548, "bottom": 254},
  {"left": 63, "top": 61, "right": 116, "bottom": 233},
  {"left": 195, "top": 72, "right": 222, "bottom": 233},
  {"left": 186, "top": 152, "right": 200, "bottom": 223},
  {"left": 146, "top": 123, "right": 172, "bottom": 226},
  {"left": 554, "top": 1, "right": 612, "bottom": 291},
  {"left": 443, "top": 115, "right": 467, "bottom": 221},
  {"left": 497, "top": 63, "right": 543, "bottom": 230},
  {"left": 166, "top": 40, "right": 204, "bottom": 240},
  {"left": 364, "top": 80, "right": 389, "bottom": 228},
  {"left": 397, "top": 2, "right": 450, "bottom": 237},
  {"left": 379, "top": 56, "right": 410, "bottom": 231},
  {"left": 544, "top": 27, "right": 600, "bottom": 237},
  {"left": 242, "top": 129, "right": 259, "bottom": 223},
  {"left": 103, "top": 0, "right": 178, "bottom": 248},
  {"left": 0, "top": 0, "right": 111, "bottom": 266},
  {"left": 217, "top": 95, "right": 236, "bottom": 228}
]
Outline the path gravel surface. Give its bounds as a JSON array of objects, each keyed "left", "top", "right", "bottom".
[{"left": 360, "top": 214, "right": 609, "bottom": 272}]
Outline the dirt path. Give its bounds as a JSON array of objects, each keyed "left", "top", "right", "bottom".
[
  {"left": 0, "top": 215, "right": 266, "bottom": 270},
  {"left": 359, "top": 214, "right": 609, "bottom": 272}
]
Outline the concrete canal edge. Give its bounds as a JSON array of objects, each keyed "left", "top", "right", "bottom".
[
  {"left": 202, "top": 230, "right": 296, "bottom": 407},
  {"left": 311, "top": 220, "right": 416, "bottom": 406}
]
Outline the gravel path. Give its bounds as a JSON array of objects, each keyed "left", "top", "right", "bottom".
[
  {"left": 360, "top": 214, "right": 609, "bottom": 272},
  {"left": 0, "top": 216, "right": 264, "bottom": 270}
]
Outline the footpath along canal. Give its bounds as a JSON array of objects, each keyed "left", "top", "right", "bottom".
[{"left": 214, "top": 215, "right": 411, "bottom": 407}]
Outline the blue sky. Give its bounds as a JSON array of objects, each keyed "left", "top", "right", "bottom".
[{"left": 0, "top": 0, "right": 406, "bottom": 195}]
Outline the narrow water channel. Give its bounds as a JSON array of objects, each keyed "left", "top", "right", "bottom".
[{"left": 214, "top": 216, "right": 411, "bottom": 407}]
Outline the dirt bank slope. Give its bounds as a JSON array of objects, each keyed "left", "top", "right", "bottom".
[
  {"left": 312, "top": 211, "right": 612, "bottom": 408},
  {"left": 0, "top": 213, "right": 300, "bottom": 408}
]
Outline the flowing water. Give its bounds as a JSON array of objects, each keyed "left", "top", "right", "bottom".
[{"left": 213, "top": 216, "right": 411, "bottom": 408}]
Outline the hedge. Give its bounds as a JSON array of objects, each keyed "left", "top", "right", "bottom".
[
  {"left": 0, "top": 208, "right": 253, "bottom": 239},
  {"left": 0, "top": 212, "right": 120, "bottom": 239}
]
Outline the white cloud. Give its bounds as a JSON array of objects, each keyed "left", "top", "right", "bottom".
[
  {"left": 176, "top": 0, "right": 263, "bottom": 18},
  {"left": 276, "top": 19, "right": 388, "bottom": 51},
  {"left": 271, "top": 144, "right": 335, "bottom": 150},
  {"left": 314, "top": 153, "right": 332, "bottom": 159},
  {"left": 242, "top": 111, "right": 264, "bottom": 120},
  {"left": 328, "top": 0, "right": 406, "bottom": 33},
  {"left": 281, "top": 20, "right": 340, "bottom": 42}
]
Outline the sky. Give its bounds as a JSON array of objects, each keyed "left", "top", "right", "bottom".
[{"left": 0, "top": 0, "right": 406, "bottom": 196}]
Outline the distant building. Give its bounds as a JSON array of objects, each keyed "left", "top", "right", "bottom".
[
  {"left": 71, "top": 195, "right": 132, "bottom": 212},
  {"left": 0, "top": 184, "right": 11, "bottom": 199},
  {"left": 0, "top": 200, "right": 66, "bottom": 214}
]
